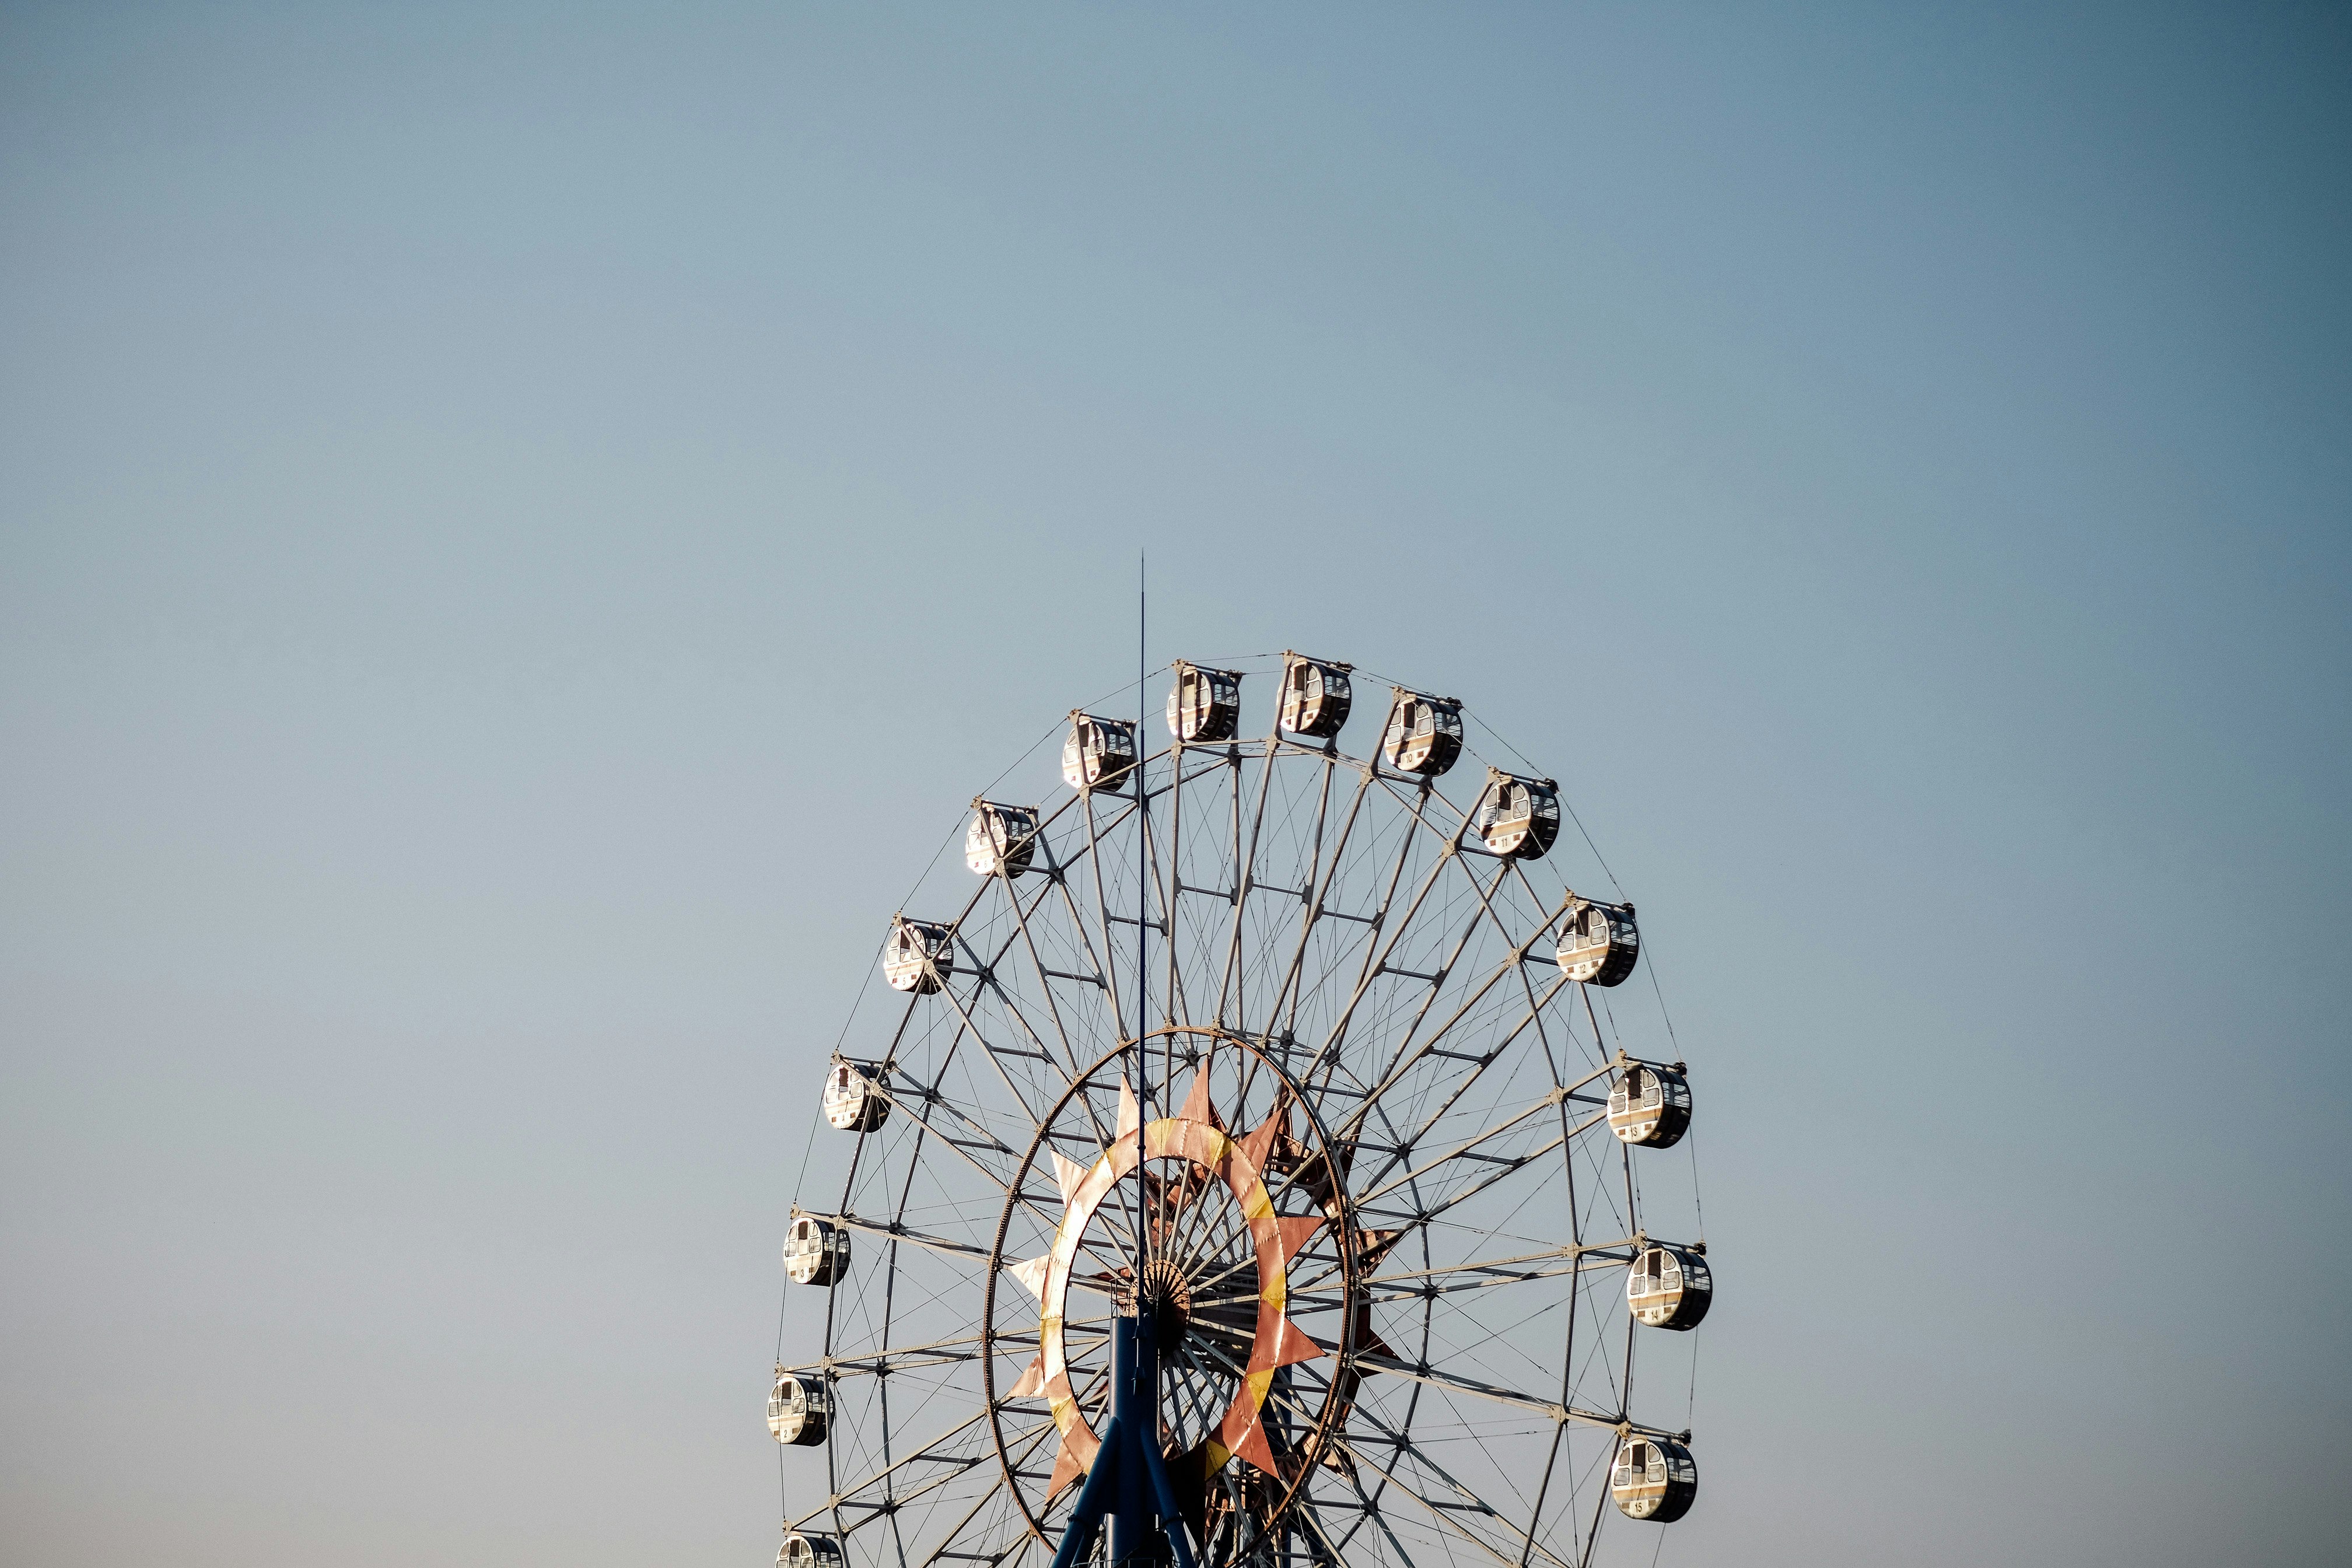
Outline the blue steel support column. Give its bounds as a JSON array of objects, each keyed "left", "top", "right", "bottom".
[
  {"left": 1048, "top": 1313, "right": 1196, "bottom": 1568},
  {"left": 1110, "top": 1310, "right": 1152, "bottom": 1567}
]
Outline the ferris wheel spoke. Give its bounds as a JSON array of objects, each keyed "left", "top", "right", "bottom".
[
  {"left": 1003, "top": 841, "right": 1129, "bottom": 1068},
  {"left": 1168, "top": 1348, "right": 1230, "bottom": 1441},
  {"left": 1177, "top": 744, "right": 1227, "bottom": 1026},
  {"left": 1140, "top": 755, "right": 1185, "bottom": 1031},
  {"left": 798, "top": 1405, "right": 999, "bottom": 1531},
  {"left": 906, "top": 998, "right": 1063, "bottom": 1153},
  {"left": 1300, "top": 817, "right": 1463, "bottom": 1086},
  {"left": 1361, "top": 1245, "right": 1633, "bottom": 1301},
  {"left": 1276, "top": 791, "right": 1414, "bottom": 1073},
  {"left": 828, "top": 1092, "right": 1067, "bottom": 1246},
  {"left": 1351, "top": 1120, "right": 1580, "bottom": 1239},
  {"left": 1315, "top": 1427, "right": 1574, "bottom": 1568},
  {"left": 989, "top": 863, "right": 1098, "bottom": 1080},
  {"left": 1319, "top": 814, "right": 1448, "bottom": 1047},
  {"left": 836, "top": 1438, "right": 1006, "bottom": 1537},
  {"left": 867, "top": 1081, "right": 1032, "bottom": 1182},
  {"left": 1289, "top": 1496, "right": 1364, "bottom": 1568},
  {"left": 1076, "top": 790, "right": 1139, "bottom": 1033},
  {"left": 1348, "top": 1355, "right": 1573, "bottom": 1425},
  {"left": 1347, "top": 912, "right": 1572, "bottom": 1130},
  {"left": 1304, "top": 1455, "right": 1422, "bottom": 1568},
  {"left": 949, "top": 955, "right": 1072, "bottom": 1093},
  {"left": 1353, "top": 1093, "right": 1601, "bottom": 1213},
  {"left": 1268, "top": 764, "right": 1375, "bottom": 1038},
  {"left": 1348, "top": 1117, "right": 1595, "bottom": 1267},
  {"left": 933, "top": 873, "right": 1077, "bottom": 1084},
  {"left": 1500, "top": 859, "right": 1583, "bottom": 957},
  {"left": 939, "top": 875, "right": 1082, "bottom": 1071},
  {"left": 1163, "top": 747, "right": 1188, "bottom": 1034},
  {"left": 786, "top": 1329, "right": 997, "bottom": 1379},
  {"left": 1345, "top": 1020, "right": 1599, "bottom": 1203},
  {"left": 1168, "top": 746, "right": 1246, "bottom": 1035},
  {"left": 1334, "top": 901, "right": 1572, "bottom": 1177},
  {"left": 1283, "top": 1234, "right": 1630, "bottom": 1308},
  {"left": 1510, "top": 1421, "right": 1590, "bottom": 1568},
  {"left": 982, "top": 975, "right": 1097, "bottom": 1126},
  {"left": 930, "top": 972, "right": 1072, "bottom": 1122},
  {"left": 1399, "top": 870, "right": 1586, "bottom": 1110},
  {"left": 1164, "top": 1162, "right": 1244, "bottom": 1274},
  {"left": 811, "top": 1210, "right": 1003, "bottom": 1266},
  {"left": 1172, "top": 1326, "right": 1258, "bottom": 1393},
  {"left": 1360, "top": 856, "right": 1520, "bottom": 1080},
  {"left": 1145, "top": 1156, "right": 1215, "bottom": 1259},
  {"left": 914, "top": 1418, "right": 1060, "bottom": 1568},
  {"left": 1174, "top": 1208, "right": 1289, "bottom": 1298},
  {"left": 1234, "top": 746, "right": 1335, "bottom": 1036},
  {"left": 1210, "top": 735, "right": 1282, "bottom": 1031},
  {"left": 1249, "top": 1375, "right": 1569, "bottom": 1568},
  {"left": 1044, "top": 866, "right": 1125, "bottom": 1051},
  {"left": 1171, "top": 1225, "right": 1251, "bottom": 1295}
]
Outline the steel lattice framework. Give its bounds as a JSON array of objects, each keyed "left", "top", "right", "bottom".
[{"left": 774, "top": 657, "right": 1706, "bottom": 1568}]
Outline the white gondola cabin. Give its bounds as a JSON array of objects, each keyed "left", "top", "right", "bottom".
[
  {"left": 1279, "top": 652, "right": 1353, "bottom": 740},
  {"left": 1556, "top": 898, "right": 1640, "bottom": 986},
  {"left": 1606, "top": 1063, "right": 1692, "bottom": 1148},
  {"left": 778, "top": 1534, "right": 844, "bottom": 1568},
  {"left": 1610, "top": 1436, "right": 1698, "bottom": 1521},
  {"left": 882, "top": 916, "right": 952, "bottom": 995},
  {"left": 783, "top": 1212, "right": 851, "bottom": 1285},
  {"left": 1167, "top": 662, "right": 1244, "bottom": 744},
  {"left": 821, "top": 1060, "right": 888, "bottom": 1133},
  {"left": 1062, "top": 712, "right": 1137, "bottom": 793},
  {"left": 965, "top": 800, "right": 1041, "bottom": 877},
  {"left": 1381, "top": 688, "right": 1464, "bottom": 777},
  {"left": 767, "top": 1370, "right": 831, "bottom": 1446},
  {"left": 1626, "top": 1244, "right": 1711, "bottom": 1331},
  {"left": 1476, "top": 769, "right": 1560, "bottom": 859}
]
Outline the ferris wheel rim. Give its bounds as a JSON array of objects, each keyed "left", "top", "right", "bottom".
[{"left": 788, "top": 678, "right": 1704, "bottom": 1568}]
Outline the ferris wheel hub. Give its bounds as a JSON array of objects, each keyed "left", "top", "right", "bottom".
[{"left": 1137, "top": 1256, "right": 1193, "bottom": 1341}]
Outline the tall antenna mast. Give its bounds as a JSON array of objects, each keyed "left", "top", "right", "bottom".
[
  {"left": 1045, "top": 548, "right": 1192, "bottom": 1568},
  {"left": 1135, "top": 552, "right": 1147, "bottom": 1271}
]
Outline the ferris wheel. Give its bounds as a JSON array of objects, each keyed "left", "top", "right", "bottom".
[{"left": 771, "top": 653, "right": 1709, "bottom": 1568}]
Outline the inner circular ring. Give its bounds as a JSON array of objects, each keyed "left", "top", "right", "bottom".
[{"left": 984, "top": 1031, "right": 1363, "bottom": 1550}]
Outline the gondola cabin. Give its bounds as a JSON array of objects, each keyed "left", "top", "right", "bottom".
[
  {"left": 1477, "top": 769, "right": 1560, "bottom": 859},
  {"left": 767, "top": 1371, "right": 831, "bottom": 1446},
  {"left": 965, "top": 800, "right": 1041, "bottom": 877},
  {"left": 783, "top": 1213, "right": 851, "bottom": 1285},
  {"left": 882, "top": 917, "right": 952, "bottom": 995},
  {"left": 1626, "top": 1244, "right": 1711, "bottom": 1330},
  {"left": 1279, "top": 653, "right": 1354, "bottom": 739},
  {"left": 1610, "top": 1436, "right": 1698, "bottom": 1521},
  {"left": 1061, "top": 712, "right": 1138, "bottom": 793},
  {"left": 778, "top": 1534, "right": 844, "bottom": 1568},
  {"left": 1381, "top": 689, "right": 1464, "bottom": 777},
  {"left": 1606, "top": 1063, "right": 1692, "bottom": 1148},
  {"left": 1167, "top": 662, "right": 1244, "bottom": 744},
  {"left": 821, "top": 1060, "right": 888, "bottom": 1132},
  {"left": 1556, "top": 898, "right": 1640, "bottom": 986}
]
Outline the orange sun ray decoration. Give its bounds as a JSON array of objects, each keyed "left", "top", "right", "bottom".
[{"left": 1005, "top": 1069, "right": 1325, "bottom": 1497}]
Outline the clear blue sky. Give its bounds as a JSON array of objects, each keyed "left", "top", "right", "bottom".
[{"left": 3, "top": 4, "right": 2346, "bottom": 1564}]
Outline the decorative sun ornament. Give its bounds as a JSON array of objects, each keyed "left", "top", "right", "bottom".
[{"left": 1006, "top": 1070, "right": 1326, "bottom": 1492}]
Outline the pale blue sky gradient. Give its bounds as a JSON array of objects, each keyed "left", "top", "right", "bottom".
[{"left": 3, "top": 5, "right": 2347, "bottom": 1565}]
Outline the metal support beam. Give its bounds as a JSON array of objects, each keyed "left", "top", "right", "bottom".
[{"left": 1048, "top": 1314, "right": 1196, "bottom": 1568}]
